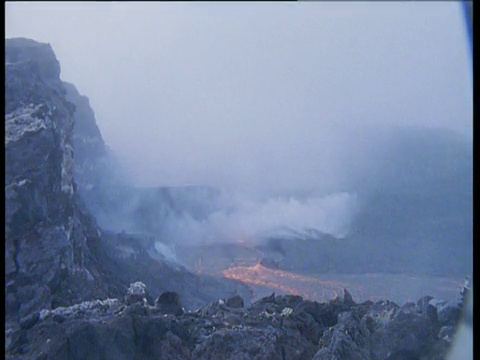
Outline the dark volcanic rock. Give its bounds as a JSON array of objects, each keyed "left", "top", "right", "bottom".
[
  {"left": 191, "top": 327, "right": 284, "bottom": 360},
  {"left": 5, "top": 38, "right": 62, "bottom": 113},
  {"left": 260, "top": 257, "right": 279, "bottom": 269},
  {"left": 5, "top": 285, "right": 463, "bottom": 360},
  {"left": 226, "top": 295, "right": 244, "bottom": 308},
  {"left": 5, "top": 38, "right": 114, "bottom": 326},
  {"left": 366, "top": 300, "right": 439, "bottom": 360},
  {"left": 313, "top": 311, "right": 371, "bottom": 360},
  {"left": 5, "top": 37, "right": 252, "bottom": 335},
  {"left": 435, "top": 301, "right": 462, "bottom": 328},
  {"left": 19, "top": 312, "right": 40, "bottom": 330},
  {"left": 155, "top": 291, "right": 184, "bottom": 316}
]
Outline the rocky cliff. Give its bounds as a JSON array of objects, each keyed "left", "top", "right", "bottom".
[
  {"left": 62, "top": 81, "right": 131, "bottom": 220},
  {"left": 5, "top": 38, "right": 116, "bottom": 327},
  {"left": 5, "top": 38, "right": 250, "bottom": 332}
]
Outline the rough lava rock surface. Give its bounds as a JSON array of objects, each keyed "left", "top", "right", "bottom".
[
  {"left": 5, "top": 38, "right": 115, "bottom": 327},
  {"left": 5, "top": 284, "right": 466, "bottom": 360}
]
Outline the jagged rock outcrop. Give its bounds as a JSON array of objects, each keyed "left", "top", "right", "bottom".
[
  {"left": 5, "top": 38, "right": 115, "bottom": 327},
  {"left": 5, "top": 284, "right": 466, "bottom": 360}
]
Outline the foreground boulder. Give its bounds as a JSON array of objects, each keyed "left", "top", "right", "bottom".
[
  {"left": 155, "top": 291, "right": 184, "bottom": 316},
  {"left": 226, "top": 295, "right": 244, "bottom": 309}
]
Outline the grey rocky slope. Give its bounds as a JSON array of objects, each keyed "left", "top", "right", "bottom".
[{"left": 5, "top": 37, "right": 250, "bottom": 330}]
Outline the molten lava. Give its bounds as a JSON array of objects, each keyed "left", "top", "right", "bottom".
[
  {"left": 187, "top": 241, "right": 464, "bottom": 305},
  {"left": 222, "top": 262, "right": 366, "bottom": 302}
]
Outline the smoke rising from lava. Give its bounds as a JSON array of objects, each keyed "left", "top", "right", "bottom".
[{"left": 157, "top": 191, "right": 358, "bottom": 249}]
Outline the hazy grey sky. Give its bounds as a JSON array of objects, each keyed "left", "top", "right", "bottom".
[{"left": 5, "top": 2, "right": 472, "bottom": 193}]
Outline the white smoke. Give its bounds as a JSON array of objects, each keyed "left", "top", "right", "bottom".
[
  {"left": 156, "top": 191, "right": 358, "bottom": 248},
  {"left": 154, "top": 241, "right": 178, "bottom": 262}
]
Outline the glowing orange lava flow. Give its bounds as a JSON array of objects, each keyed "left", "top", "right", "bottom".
[{"left": 222, "top": 263, "right": 366, "bottom": 302}]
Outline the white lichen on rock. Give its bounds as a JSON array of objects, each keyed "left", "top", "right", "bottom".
[
  {"left": 60, "top": 140, "right": 75, "bottom": 195},
  {"left": 373, "top": 306, "right": 397, "bottom": 327},
  {"left": 260, "top": 310, "right": 276, "bottom": 319},
  {"left": 128, "top": 281, "right": 147, "bottom": 297},
  {"left": 5, "top": 104, "right": 49, "bottom": 145},
  {"left": 125, "top": 281, "right": 148, "bottom": 305},
  {"left": 16, "top": 179, "right": 30, "bottom": 187},
  {"left": 39, "top": 298, "right": 121, "bottom": 321}
]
